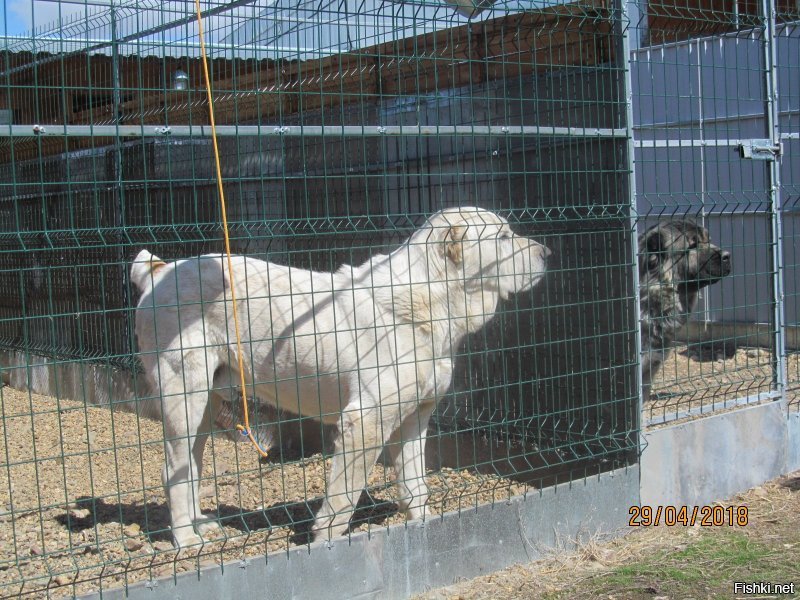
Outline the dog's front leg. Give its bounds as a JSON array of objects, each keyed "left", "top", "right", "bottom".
[
  {"left": 387, "top": 359, "right": 451, "bottom": 521},
  {"left": 313, "top": 403, "right": 383, "bottom": 541},
  {"left": 386, "top": 398, "right": 438, "bottom": 522}
]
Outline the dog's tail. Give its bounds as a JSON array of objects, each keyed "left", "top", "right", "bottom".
[{"left": 130, "top": 249, "right": 167, "bottom": 293}]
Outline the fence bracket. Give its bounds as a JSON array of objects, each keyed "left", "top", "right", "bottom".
[{"left": 739, "top": 139, "right": 782, "bottom": 161}]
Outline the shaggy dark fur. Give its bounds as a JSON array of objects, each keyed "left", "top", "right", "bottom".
[{"left": 639, "top": 220, "right": 732, "bottom": 400}]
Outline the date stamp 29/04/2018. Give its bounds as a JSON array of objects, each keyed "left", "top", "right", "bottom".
[{"left": 628, "top": 505, "right": 748, "bottom": 527}]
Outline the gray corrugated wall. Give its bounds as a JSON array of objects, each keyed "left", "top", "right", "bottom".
[{"left": 632, "top": 24, "right": 799, "bottom": 327}]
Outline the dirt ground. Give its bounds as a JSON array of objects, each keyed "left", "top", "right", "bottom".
[
  {"left": 0, "top": 343, "right": 797, "bottom": 598},
  {"left": 0, "top": 386, "right": 531, "bottom": 599},
  {"left": 647, "top": 344, "right": 799, "bottom": 423},
  {"left": 414, "top": 469, "right": 800, "bottom": 600}
]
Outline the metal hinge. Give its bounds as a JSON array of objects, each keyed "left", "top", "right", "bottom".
[{"left": 739, "top": 139, "right": 781, "bottom": 161}]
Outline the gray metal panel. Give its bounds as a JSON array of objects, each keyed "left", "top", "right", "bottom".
[
  {"left": 631, "top": 27, "right": 786, "bottom": 327},
  {"left": 0, "top": 349, "right": 157, "bottom": 418},
  {"left": 781, "top": 135, "right": 800, "bottom": 327},
  {"left": 698, "top": 32, "right": 766, "bottom": 124},
  {"left": 703, "top": 214, "right": 774, "bottom": 325},
  {"left": 789, "top": 412, "right": 800, "bottom": 472},
  {"left": 79, "top": 467, "right": 639, "bottom": 600},
  {"left": 630, "top": 43, "right": 700, "bottom": 129},
  {"left": 776, "top": 24, "right": 800, "bottom": 118},
  {"left": 699, "top": 145, "right": 770, "bottom": 212},
  {"left": 640, "top": 401, "right": 788, "bottom": 508},
  {"left": 634, "top": 146, "right": 704, "bottom": 212},
  {"left": 631, "top": 31, "right": 767, "bottom": 131},
  {"left": 631, "top": 30, "right": 770, "bottom": 210},
  {"left": 701, "top": 115, "right": 769, "bottom": 142}
]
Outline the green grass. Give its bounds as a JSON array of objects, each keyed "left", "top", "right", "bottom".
[{"left": 545, "top": 530, "right": 800, "bottom": 599}]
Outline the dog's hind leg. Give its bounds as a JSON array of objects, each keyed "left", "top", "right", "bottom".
[
  {"left": 313, "top": 402, "right": 384, "bottom": 541},
  {"left": 157, "top": 349, "right": 222, "bottom": 548}
]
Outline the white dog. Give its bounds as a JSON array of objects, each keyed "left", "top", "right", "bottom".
[{"left": 131, "top": 207, "right": 549, "bottom": 547}]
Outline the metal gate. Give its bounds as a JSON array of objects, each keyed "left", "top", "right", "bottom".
[{"left": 629, "top": 2, "right": 800, "bottom": 423}]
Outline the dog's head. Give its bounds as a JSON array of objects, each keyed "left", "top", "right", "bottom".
[
  {"left": 419, "top": 207, "right": 550, "bottom": 300},
  {"left": 639, "top": 220, "right": 731, "bottom": 290}
]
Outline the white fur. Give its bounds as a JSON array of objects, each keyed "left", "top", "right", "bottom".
[{"left": 131, "top": 207, "right": 549, "bottom": 546}]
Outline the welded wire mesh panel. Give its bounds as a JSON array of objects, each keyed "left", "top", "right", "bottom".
[
  {"left": 629, "top": 0, "right": 789, "bottom": 424},
  {"left": 0, "top": 0, "right": 641, "bottom": 597},
  {"left": 778, "top": 19, "right": 800, "bottom": 413}
]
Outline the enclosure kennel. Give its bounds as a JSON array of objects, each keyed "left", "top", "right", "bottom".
[{"left": 0, "top": 0, "right": 795, "bottom": 597}]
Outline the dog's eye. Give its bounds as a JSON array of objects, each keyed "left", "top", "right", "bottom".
[{"left": 688, "top": 238, "right": 698, "bottom": 249}]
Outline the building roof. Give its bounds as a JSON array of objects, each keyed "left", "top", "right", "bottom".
[{"left": 2, "top": 0, "right": 553, "bottom": 60}]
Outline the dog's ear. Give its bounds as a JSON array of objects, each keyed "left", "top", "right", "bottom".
[
  {"left": 643, "top": 229, "right": 665, "bottom": 271},
  {"left": 443, "top": 224, "right": 466, "bottom": 264},
  {"left": 130, "top": 249, "right": 167, "bottom": 292}
]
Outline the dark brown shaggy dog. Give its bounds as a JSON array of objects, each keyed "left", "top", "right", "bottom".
[{"left": 639, "top": 220, "right": 732, "bottom": 401}]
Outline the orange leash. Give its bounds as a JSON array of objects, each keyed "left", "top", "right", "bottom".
[{"left": 193, "top": 0, "right": 269, "bottom": 458}]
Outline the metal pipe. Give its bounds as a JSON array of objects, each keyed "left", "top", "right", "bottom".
[
  {"left": 628, "top": 19, "right": 792, "bottom": 53},
  {"left": 0, "top": 124, "right": 630, "bottom": 138},
  {"left": 616, "top": 0, "right": 645, "bottom": 437},
  {"left": 633, "top": 108, "right": 799, "bottom": 132},
  {"left": 761, "top": 0, "right": 787, "bottom": 402},
  {"left": 646, "top": 390, "right": 782, "bottom": 427},
  {"left": 697, "top": 38, "right": 710, "bottom": 324},
  {"left": 635, "top": 138, "right": 777, "bottom": 148}
]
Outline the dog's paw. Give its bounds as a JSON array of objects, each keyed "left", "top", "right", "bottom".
[
  {"left": 172, "top": 528, "right": 205, "bottom": 549},
  {"left": 403, "top": 504, "right": 427, "bottom": 522},
  {"left": 311, "top": 516, "right": 351, "bottom": 542},
  {"left": 195, "top": 516, "right": 224, "bottom": 539}
]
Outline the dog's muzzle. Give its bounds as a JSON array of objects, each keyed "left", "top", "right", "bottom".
[
  {"left": 697, "top": 249, "right": 732, "bottom": 284},
  {"left": 720, "top": 250, "right": 732, "bottom": 276}
]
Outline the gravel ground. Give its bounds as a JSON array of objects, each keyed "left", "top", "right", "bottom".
[
  {"left": 1, "top": 343, "right": 797, "bottom": 598},
  {"left": 0, "top": 386, "right": 530, "bottom": 599},
  {"left": 647, "top": 343, "right": 799, "bottom": 422}
]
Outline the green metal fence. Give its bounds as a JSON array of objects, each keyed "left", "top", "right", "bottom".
[
  {"left": 631, "top": 2, "right": 799, "bottom": 423},
  {"left": 0, "top": 1, "right": 638, "bottom": 596},
  {"left": 0, "top": 0, "right": 795, "bottom": 597}
]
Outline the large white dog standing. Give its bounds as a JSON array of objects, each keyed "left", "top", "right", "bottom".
[{"left": 131, "top": 207, "right": 550, "bottom": 547}]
